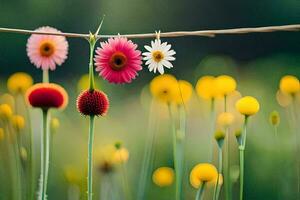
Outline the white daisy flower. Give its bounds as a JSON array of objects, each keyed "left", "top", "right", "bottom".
[{"left": 142, "top": 39, "right": 176, "bottom": 74}]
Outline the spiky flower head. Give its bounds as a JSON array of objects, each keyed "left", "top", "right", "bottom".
[{"left": 76, "top": 89, "right": 109, "bottom": 116}]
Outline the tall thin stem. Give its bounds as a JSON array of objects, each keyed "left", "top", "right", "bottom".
[
  {"left": 214, "top": 147, "right": 223, "bottom": 200},
  {"left": 239, "top": 116, "right": 248, "bottom": 200},
  {"left": 87, "top": 115, "right": 95, "bottom": 200},
  {"left": 88, "top": 38, "right": 96, "bottom": 91},
  {"left": 195, "top": 182, "right": 206, "bottom": 200},
  {"left": 39, "top": 109, "right": 49, "bottom": 200},
  {"left": 209, "top": 98, "right": 216, "bottom": 161}
]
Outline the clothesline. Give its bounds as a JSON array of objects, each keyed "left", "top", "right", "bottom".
[{"left": 0, "top": 24, "right": 299, "bottom": 39}]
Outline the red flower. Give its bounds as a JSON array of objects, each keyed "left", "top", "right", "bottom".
[
  {"left": 26, "top": 83, "right": 68, "bottom": 110},
  {"left": 77, "top": 90, "right": 109, "bottom": 116}
]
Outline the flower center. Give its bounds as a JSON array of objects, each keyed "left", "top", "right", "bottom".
[
  {"left": 109, "top": 51, "right": 127, "bottom": 71},
  {"left": 39, "top": 41, "right": 55, "bottom": 57},
  {"left": 152, "top": 51, "right": 164, "bottom": 63}
]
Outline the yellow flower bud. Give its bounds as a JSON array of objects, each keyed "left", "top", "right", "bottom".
[
  {"left": 0, "top": 104, "right": 13, "bottom": 120},
  {"left": 269, "top": 111, "right": 280, "bottom": 126},
  {"left": 235, "top": 96, "right": 260, "bottom": 116},
  {"left": 279, "top": 75, "right": 300, "bottom": 95},
  {"left": 174, "top": 80, "right": 193, "bottom": 105},
  {"left": 113, "top": 147, "right": 129, "bottom": 163},
  {"left": 7, "top": 72, "right": 33, "bottom": 94},
  {"left": 215, "top": 75, "right": 237, "bottom": 96},
  {"left": 152, "top": 167, "right": 174, "bottom": 187},
  {"left": 217, "top": 112, "right": 234, "bottom": 127},
  {"left": 50, "top": 117, "right": 60, "bottom": 133},
  {"left": 190, "top": 163, "right": 218, "bottom": 189},
  {"left": 214, "top": 130, "right": 225, "bottom": 141},
  {"left": 20, "top": 147, "right": 28, "bottom": 162},
  {"left": 150, "top": 74, "right": 178, "bottom": 103},
  {"left": 11, "top": 115, "right": 25, "bottom": 131},
  {"left": 235, "top": 129, "right": 242, "bottom": 138},
  {"left": 64, "top": 166, "right": 82, "bottom": 184}
]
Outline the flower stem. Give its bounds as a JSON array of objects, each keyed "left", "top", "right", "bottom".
[
  {"left": 209, "top": 98, "right": 216, "bottom": 162},
  {"left": 168, "top": 104, "right": 184, "bottom": 200},
  {"left": 121, "top": 162, "right": 132, "bottom": 200},
  {"left": 225, "top": 126, "right": 231, "bottom": 200},
  {"left": 214, "top": 147, "right": 223, "bottom": 200},
  {"left": 137, "top": 100, "right": 157, "bottom": 200},
  {"left": 195, "top": 182, "right": 206, "bottom": 200},
  {"left": 87, "top": 115, "right": 95, "bottom": 200},
  {"left": 42, "top": 69, "right": 49, "bottom": 83},
  {"left": 39, "top": 109, "right": 50, "bottom": 200},
  {"left": 88, "top": 37, "right": 96, "bottom": 92},
  {"left": 239, "top": 116, "right": 248, "bottom": 200}
]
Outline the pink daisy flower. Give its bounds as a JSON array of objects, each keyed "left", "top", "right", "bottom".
[
  {"left": 94, "top": 37, "right": 142, "bottom": 84},
  {"left": 27, "top": 26, "right": 69, "bottom": 71}
]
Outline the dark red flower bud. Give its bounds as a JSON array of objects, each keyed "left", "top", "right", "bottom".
[{"left": 76, "top": 89, "right": 109, "bottom": 116}]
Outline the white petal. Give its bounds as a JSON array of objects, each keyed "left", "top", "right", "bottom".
[
  {"left": 163, "top": 44, "right": 171, "bottom": 52},
  {"left": 166, "top": 50, "right": 176, "bottom": 56},
  {"left": 142, "top": 52, "right": 152, "bottom": 57},
  {"left": 144, "top": 45, "right": 152, "bottom": 52},
  {"left": 158, "top": 64, "right": 165, "bottom": 74},
  {"left": 165, "top": 56, "right": 176, "bottom": 61},
  {"left": 162, "top": 60, "right": 173, "bottom": 69},
  {"left": 145, "top": 59, "right": 153, "bottom": 65}
]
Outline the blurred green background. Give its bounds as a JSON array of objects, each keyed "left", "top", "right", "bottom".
[{"left": 0, "top": 0, "right": 300, "bottom": 200}]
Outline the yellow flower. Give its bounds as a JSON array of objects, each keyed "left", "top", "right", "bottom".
[
  {"left": 150, "top": 74, "right": 178, "bottom": 103},
  {"left": 174, "top": 80, "right": 193, "bottom": 105},
  {"left": 0, "top": 104, "right": 13, "bottom": 120},
  {"left": 152, "top": 167, "right": 174, "bottom": 187},
  {"left": 269, "top": 111, "right": 280, "bottom": 126},
  {"left": 50, "top": 117, "right": 60, "bottom": 133},
  {"left": 215, "top": 75, "right": 237, "bottom": 96},
  {"left": 95, "top": 145, "right": 117, "bottom": 173},
  {"left": 196, "top": 76, "right": 220, "bottom": 100},
  {"left": 7, "top": 72, "right": 33, "bottom": 94},
  {"left": 0, "top": 128, "right": 4, "bottom": 141},
  {"left": 64, "top": 166, "right": 82, "bottom": 184},
  {"left": 77, "top": 74, "right": 101, "bottom": 92},
  {"left": 235, "top": 96, "right": 260, "bottom": 116},
  {"left": 279, "top": 75, "right": 300, "bottom": 95},
  {"left": 190, "top": 163, "right": 218, "bottom": 189},
  {"left": 217, "top": 112, "right": 234, "bottom": 127},
  {"left": 113, "top": 147, "right": 129, "bottom": 163},
  {"left": 11, "top": 115, "right": 25, "bottom": 131}
]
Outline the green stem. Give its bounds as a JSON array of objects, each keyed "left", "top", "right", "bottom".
[
  {"left": 225, "top": 127, "right": 231, "bottom": 200},
  {"left": 87, "top": 116, "right": 95, "bottom": 200},
  {"left": 239, "top": 148, "right": 244, "bottom": 200},
  {"left": 274, "top": 126, "right": 279, "bottom": 200},
  {"left": 209, "top": 98, "right": 215, "bottom": 162},
  {"left": 195, "top": 182, "right": 206, "bottom": 200},
  {"left": 88, "top": 37, "right": 96, "bottom": 92},
  {"left": 42, "top": 69, "right": 49, "bottom": 83},
  {"left": 121, "top": 162, "right": 131, "bottom": 200},
  {"left": 239, "top": 116, "right": 248, "bottom": 200},
  {"left": 39, "top": 109, "right": 49, "bottom": 200},
  {"left": 214, "top": 147, "right": 223, "bottom": 200},
  {"left": 224, "top": 95, "right": 227, "bottom": 112}
]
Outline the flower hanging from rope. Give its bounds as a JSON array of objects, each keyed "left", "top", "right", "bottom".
[
  {"left": 143, "top": 38, "right": 176, "bottom": 74},
  {"left": 27, "top": 26, "right": 69, "bottom": 71},
  {"left": 94, "top": 37, "right": 142, "bottom": 84}
]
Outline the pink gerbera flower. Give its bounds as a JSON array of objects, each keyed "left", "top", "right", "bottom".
[
  {"left": 94, "top": 37, "right": 142, "bottom": 84},
  {"left": 27, "top": 26, "right": 69, "bottom": 71}
]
